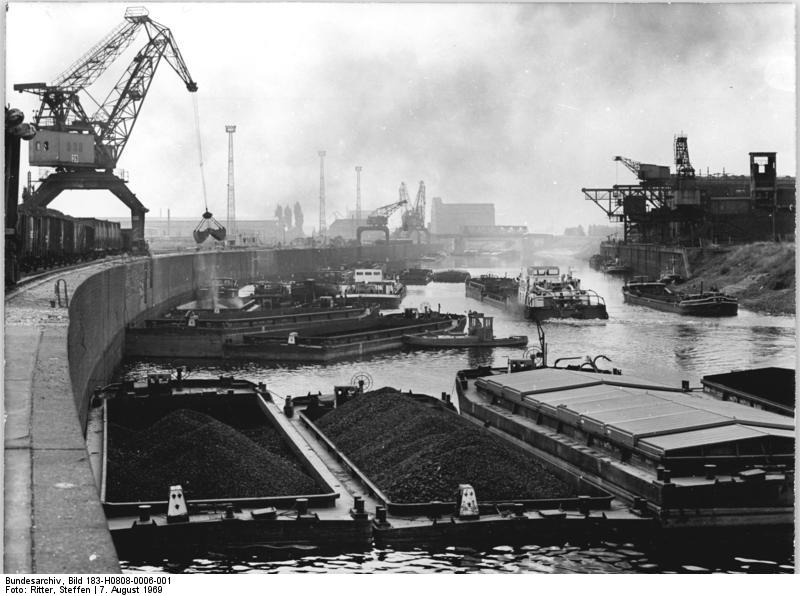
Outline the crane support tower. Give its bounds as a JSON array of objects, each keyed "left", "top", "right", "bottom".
[
  {"left": 318, "top": 150, "right": 327, "bottom": 240},
  {"left": 674, "top": 135, "right": 696, "bottom": 178},
  {"left": 225, "top": 125, "right": 237, "bottom": 242},
  {"left": 13, "top": 7, "right": 198, "bottom": 251},
  {"left": 355, "top": 166, "right": 362, "bottom": 223}
]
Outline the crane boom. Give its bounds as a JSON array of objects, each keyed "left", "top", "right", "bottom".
[
  {"left": 614, "top": 155, "right": 641, "bottom": 178},
  {"left": 91, "top": 16, "right": 198, "bottom": 166},
  {"left": 373, "top": 198, "right": 408, "bottom": 218},
  {"left": 414, "top": 180, "right": 426, "bottom": 222},
  {"left": 614, "top": 155, "right": 671, "bottom": 186},
  {"left": 51, "top": 11, "right": 143, "bottom": 91},
  {"left": 15, "top": 7, "right": 197, "bottom": 169}
]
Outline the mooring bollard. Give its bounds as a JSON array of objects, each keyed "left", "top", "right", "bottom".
[
  {"left": 295, "top": 498, "right": 308, "bottom": 516},
  {"left": 662, "top": 469, "right": 672, "bottom": 483},
  {"left": 704, "top": 464, "right": 717, "bottom": 480},
  {"left": 656, "top": 466, "right": 665, "bottom": 481},
  {"left": 284, "top": 396, "right": 294, "bottom": 418},
  {"left": 138, "top": 505, "right": 151, "bottom": 524},
  {"left": 351, "top": 496, "right": 368, "bottom": 520},
  {"left": 578, "top": 495, "right": 591, "bottom": 516},
  {"left": 375, "top": 506, "right": 387, "bottom": 524}
]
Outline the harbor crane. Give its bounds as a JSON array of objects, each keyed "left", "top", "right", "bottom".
[
  {"left": 357, "top": 191, "right": 407, "bottom": 245},
  {"left": 613, "top": 156, "right": 671, "bottom": 187},
  {"left": 401, "top": 180, "right": 430, "bottom": 242},
  {"left": 13, "top": 6, "right": 198, "bottom": 250},
  {"left": 401, "top": 180, "right": 426, "bottom": 231}
]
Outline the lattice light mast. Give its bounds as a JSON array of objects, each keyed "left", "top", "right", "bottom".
[
  {"left": 318, "top": 150, "right": 327, "bottom": 239},
  {"left": 225, "top": 125, "right": 237, "bottom": 241},
  {"left": 355, "top": 166, "right": 362, "bottom": 223}
]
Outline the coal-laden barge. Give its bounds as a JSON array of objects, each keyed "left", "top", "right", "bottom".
[
  {"left": 454, "top": 348, "right": 794, "bottom": 540},
  {"left": 87, "top": 374, "right": 373, "bottom": 559},
  {"left": 88, "top": 371, "right": 643, "bottom": 560},
  {"left": 622, "top": 279, "right": 738, "bottom": 317}
]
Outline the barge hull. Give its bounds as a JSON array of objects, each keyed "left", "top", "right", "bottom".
[
  {"left": 623, "top": 294, "right": 738, "bottom": 316},
  {"left": 523, "top": 305, "right": 608, "bottom": 321}
]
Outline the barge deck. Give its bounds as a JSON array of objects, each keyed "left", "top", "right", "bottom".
[{"left": 455, "top": 365, "right": 794, "bottom": 536}]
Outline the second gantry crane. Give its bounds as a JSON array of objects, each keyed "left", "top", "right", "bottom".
[
  {"left": 356, "top": 184, "right": 408, "bottom": 245},
  {"left": 14, "top": 6, "right": 198, "bottom": 250}
]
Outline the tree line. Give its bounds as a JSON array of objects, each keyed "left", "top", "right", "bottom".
[{"left": 275, "top": 202, "right": 304, "bottom": 230}]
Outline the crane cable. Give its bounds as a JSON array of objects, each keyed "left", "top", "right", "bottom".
[{"left": 192, "top": 93, "right": 209, "bottom": 212}]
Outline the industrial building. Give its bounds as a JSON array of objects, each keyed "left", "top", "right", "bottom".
[
  {"left": 429, "top": 197, "right": 495, "bottom": 235},
  {"left": 584, "top": 138, "right": 796, "bottom": 245}
]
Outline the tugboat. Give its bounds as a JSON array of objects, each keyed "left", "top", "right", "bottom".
[
  {"left": 342, "top": 269, "right": 406, "bottom": 309},
  {"left": 402, "top": 311, "right": 528, "bottom": 349},
  {"left": 517, "top": 266, "right": 608, "bottom": 321},
  {"left": 658, "top": 258, "right": 685, "bottom": 285},
  {"left": 602, "top": 258, "right": 632, "bottom": 275},
  {"left": 622, "top": 279, "right": 738, "bottom": 316}
]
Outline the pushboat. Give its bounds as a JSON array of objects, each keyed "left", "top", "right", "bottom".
[
  {"left": 342, "top": 269, "right": 406, "bottom": 309},
  {"left": 517, "top": 265, "right": 608, "bottom": 320},
  {"left": 403, "top": 311, "right": 527, "bottom": 349}
]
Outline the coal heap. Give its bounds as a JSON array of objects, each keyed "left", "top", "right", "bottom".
[
  {"left": 106, "top": 409, "right": 319, "bottom": 502},
  {"left": 316, "top": 388, "right": 574, "bottom": 503}
]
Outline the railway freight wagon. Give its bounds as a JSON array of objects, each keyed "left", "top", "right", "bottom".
[{"left": 14, "top": 204, "right": 124, "bottom": 275}]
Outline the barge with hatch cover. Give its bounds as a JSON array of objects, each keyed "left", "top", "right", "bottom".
[
  {"left": 622, "top": 279, "right": 738, "bottom": 317},
  {"left": 454, "top": 343, "right": 794, "bottom": 537},
  {"left": 86, "top": 373, "right": 372, "bottom": 559},
  {"left": 225, "top": 308, "right": 466, "bottom": 363},
  {"left": 403, "top": 311, "right": 528, "bottom": 349},
  {"left": 517, "top": 266, "right": 608, "bottom": 320}
]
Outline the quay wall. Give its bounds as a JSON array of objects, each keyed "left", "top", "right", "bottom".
[{"left": 600, "top": 242, "right": 693, "bottom": 279}]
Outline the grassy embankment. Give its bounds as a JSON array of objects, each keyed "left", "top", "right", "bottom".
[{"left": 681, "top": 242, "right": 795, "bottom": 315}]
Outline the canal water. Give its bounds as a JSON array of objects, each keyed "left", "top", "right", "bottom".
[{"left": 119, "top": 259, "right": 796, "bottom": 573}]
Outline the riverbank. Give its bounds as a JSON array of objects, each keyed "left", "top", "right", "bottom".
[{"left": 682, "top": 242, "right": 795, "bottom": 315}]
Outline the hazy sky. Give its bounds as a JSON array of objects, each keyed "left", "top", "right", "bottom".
[{"left": 4, "top": 2, "right": 795, "bottom": 234}]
